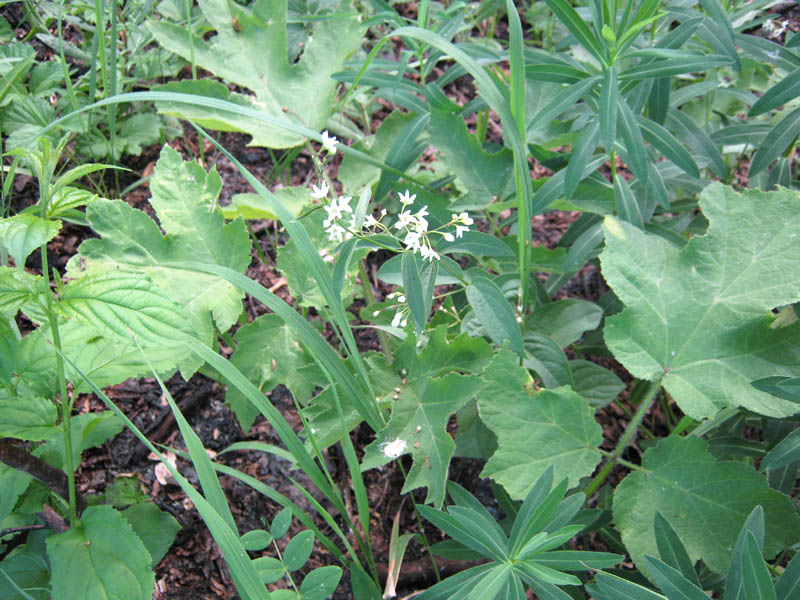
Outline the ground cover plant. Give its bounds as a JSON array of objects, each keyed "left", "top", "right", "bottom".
[{"left": 1, "top": 0, "right": 799, "bottom": 598}]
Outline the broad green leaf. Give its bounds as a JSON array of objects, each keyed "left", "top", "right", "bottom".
[
  {"left": 362, "top": 373, "right": 483, "bottom": 507},
  {"left": 478, "top": 350, "right": 602, "bottom": 499},
  {"left": 749, "top": 107, "right": 800, "bottom": 178},
  {"left": 253, "top": 556, "right": 285, "bottom": 584},
  {"left": 149, "top": 0, "right": 364, "bottom": 148},
  {"left": 220, "top": 187, "right": 308, "bottom": 221},
  {"left": 760, "top": 427, "right": 800, "bottom": 471},
  {"left": 466, "top": 277, "right": 523, "bottom": 355},
  {"left": 226, "top": 314, "right": 324, "bottom": 432},
  {"left": 241, "top": 530, "right": 272, "bottom": 552},
  {"left": 300, "top": 566, "right": 342, "bottom": 600},
  {"left": 429, "top": 110, "right": 514, "bottom": 211},
  {"left": 121, "top": 503, "right": 181, "bottom": 567},
  {"left": 47, "top": 187, "right": 100, "bottom": 218},
  {"left": 272, "top": 508, "right": 292, "bottom": 540},
  {"left": 570, "top": 360, "right": 624, "bottom": 408},
  {"left": 284, "top": 530, "right": 315, "bottom": 572},
  {"left": 0, "top": 463, "right": 32, "bottom": 525},
  {"left": 523, "top": 333, "right": 572, "bottom": 389},
  {"left": 0, "top": 396, "right": 57, "bottom": 441},
  {"left": 67, "top": 146, "right": 251, "bottom": 369},
  {"left": 57, "top": 271, "right": 194, "bottom": 346},
  {"left": 0, "top": 543, "right": 49, "bottom": 600},
  {"left": 0, "top": 267, "right": 40, "bottom": 316},
  {"left": 613, "top": 436, "right": 800, "bottom": 576},
  {"left": 525, "top": 299, "right": 603, "bottom": 348},
  {"left": 46, "top": 505, "right": 154, "bottom": 600},
  {"left": 0, "top": 214, "right": 60, "bottom": 268},
  {"left": 438, "top": 231, "right": 514, "bottom": 257},
  {"left": 601, "top": 183, "right": 800, "bottom": 419}
]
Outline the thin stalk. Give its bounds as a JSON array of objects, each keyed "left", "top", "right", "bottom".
[
  {"left": 396, "top": 460, "right": 441, "bottom": 583},
  {"left": 246, "top": 221, "right": 269, "bottom": 265},
  {"left": 584, "top": 377, "right": 663, "bottom": 499},
  {"left": 108, "top": 0, "right": 120, "bottom": 195},
  {"left": 186, "top": 0, "right": 197, "bottom": 80},
  {"left": 357, "top": 259, "right": 392, "bottom": 364}
]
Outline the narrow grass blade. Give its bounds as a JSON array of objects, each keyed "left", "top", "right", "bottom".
[
  {"left": 543, "top": 0, "right": 606, "bottom": 64},
  {"left": 749, "top": 68, "right": 800, "bottom": 117},
  {"left": 749, "top": 107, "right": 800, "bottom": 178}
]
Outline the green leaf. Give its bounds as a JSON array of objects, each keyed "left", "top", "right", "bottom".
[
  {"left": 612, "top": 436, "right": 800, "bottom": 576},
  {"left": 619, "top": 55, "right": 734, "bottom": 80},
  {"left": 724, "top": 506, "right": 765, "bottom": 600},
  {"left": 644, "top": 556, "right": 707, "bottom": 600},
  {"left": 67, "top": 147, "right": 251, "bottom": 369},
  {"left": 565, "top": 119, "right": 601, "bottom": 200},
  {"left": 525, "top": 299, "right": 603, "bottom": 348},
  {"left": 751, "top": 375, "right": 800, "bottom": 402},
  {"left": 741, "top": 533, "right": 776, "bottom": 600},
  {"left": 0, "top": 463, "right": 32, "bottom": 525},
  {"left": 241, "top": 530, "right": 272, "bottom": 552},
  {"left": 614, "top": 174, "right": 643, "bottom": 229},
  {"left": 750, "top": 68, "right": 800, "bottom": 117},
  {"left": 0, "top": 543, "right": 49, "bottom": 600},
  {"left": 272, "top": 508, "right": 292, "bottom": 539},
  {"left": 666, "top": 108, "right": 726, "bottom": 179},
  {"left": 362, "top": 373, "right": 483, "bottom": 507},
  {"left": 226, "top": 314, "right": 324, "bottom": 432},
  {"left": 429, "top": 110, "right": 514, "bottom": 211},
  {"left": 402, "top": 252, "right": 435, "bottom": 333},
  {"left": 591, "top": 571, "right": 667, "bottom": 600},
  {"left": 636, "top": 116, "right": 699, "bottom": 178},
  {"left": 601, "top": 183, "right": 800, "bottom": 419},
  {"left": 760, "top": 427, "right": 800, "bottom": 471},
  {"left": 653, "top": 512, "right": 701, "bottom": 587},
  {"left": 478, "top": 350, "right": 603, "bottom": 499},
  {"left": 46, "top": 505, "right": 154, "bottom": 600},
  {"left": 0, "top": 396, "right": 57, "bottom": 441},
  {"left": 149, "top": 0, "right": 364, "bottom": 148},
  {"left": 57, "top": 271, "right": 194, "bottom": 347},
  {"left": 467, "top": 563, "right": 513, "bottom": 600},
  {"left": 775, "top": 551, "right": 800, "bottom": 598},
  {"left": 543, "top": 0, "right": 606, "bottom": 62},
  {"left": 300, "top": 566, "right": 342, "bottom": 600},
  {"left": 284, "top": 530, "right": 315, "bottom": 572},
  {"left": 0, "top": 214, "right": 61, "bottom": 268},
  {"left": 220, "top": 187, "right": 309, "bottom": 221},
  {"left": 570, "top": 360, "right": 625, "bottom": 408},
  {"left": 253, "top": 556, "right": 285, "bottom": 584},
  {"left": 0, "top": 267, "right": 40, "bottom": 316},
  {"left": 121, "top": 503, "right": 181, "bottom": 567},
  {"left": 616, "top": 95, "right": 648, "bottom": 184},
  {"left": 523, "top": 333, "right": 572, "bottom": 389},
  {"left": 466, "top": 277, "right": 523, "bottom": 355},
  {"left": 749, "top": 107, "right": 800, "bottom": 178},
  {"left": 438, "top": 231, "right": 514, "bottom": 257},
  {"left": 600, "top": 67, "right": 618, "bottom": 154}
]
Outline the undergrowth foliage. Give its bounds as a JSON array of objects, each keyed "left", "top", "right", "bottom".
[{"left": 1, "top": 0, "right": 800, "bottom": 599}]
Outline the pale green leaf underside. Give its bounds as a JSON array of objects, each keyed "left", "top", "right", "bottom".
[
  {"left": 478, "top": 350, "right": 603, "bottom": 499},
  {"left": 601, "top": 183, "right": 800, "bottom": 419},
  {"left": 613, "top": 436, "right": 800, "bottom": 576},
  {"left": 149, "top": 0, "right": 364, "bottom": 148},
  {"left": 0, "top": 213, "right": 61, "bottom": 268},
  {"left": 47, "top": 505, "right": 154, "bottom": 600}
]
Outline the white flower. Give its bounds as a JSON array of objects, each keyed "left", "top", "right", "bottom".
[
  {"left": 455, "top": 225, "right": 469, "bottom": 238},
  {"left": 326, "top": 223, "right": 346, "bottom": 242},
  {"left": 443, "top": 232, "right": 455, "bottom": 242},
  {"left": 372, "top": 310, "right": 380, "bottom": 317},
  {"left": 453, "top": 212, "right": 474, "bottom": 226},
  {"left": 399, "top": 190, "right": 416, "bottom": 206},
  {"left": 322, "top": 195, "right": 353, "bottom": 227},
  {"left": 395, "top": 209, "right": 415, "bottom": 230},
  {"left": 310, "top": 181, "right": 329, "bottom": 199},
  {"left": 391, "top": 311, "right": 403, "bottom": 328},
  {"left": 419, "top": 244, "right": 440, "bottom": 262},
  {"left": 397, "top": 295, "right": 406, "bottom": 303},
  {"left": 412, "top": 206, "right": 429, "bottom": 234},
  {"left": 382, "top": 438, "right": 407, "bottom": 458},
  {"left": 321, "top": 130, "right": 338, "bottom": 154},
  {"left": 364, "top": 213, "right": 378, "bottom": 228},
  {"left": 403, "top": 231, "right": 422, "bottom": 252}
]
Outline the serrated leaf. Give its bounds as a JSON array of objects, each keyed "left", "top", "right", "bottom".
[
  {"left": 46, "top": 505, "right": 154, "bottom": 600},
  {"left": 67, "top": 146, "right": 251, "bottom": 370},
  {"left": 613, "top": 436, "right": 800, "bottom": 576},
  {"left": 363, "top": 373, "right": 482, "bottom": 507},
  {"left": 149, "top": 0, "right": 364, "bottom": 148},
  {"left": 601, "top": 183, "right": 800, "bottom": 419},
  {"left": 58, "top": 271, "right": 194, "bottom": 346},
  {"left": 0, "top": 396, "right": 57, "bottom": 441},
  {"left": 226, "top": 314, "right": 324, "bottom": 432},
  {"left": 429, "top": 110, "right": 514, "bottom": 210},
  {"left": 121, "top": 503, "right": 181, "bottom": 567},
  {"left": 0, "top": 214, "right": 61, "bottom": 268},
  {"left": 478, "top": 350, "right": 603, "bottom": 499}
]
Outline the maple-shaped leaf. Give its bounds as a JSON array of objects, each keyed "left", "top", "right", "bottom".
[
  {"left": 601, "top": 183, "right": 800, "bottom": 419},
  {"left": 149, "top": 0, "right": 364, "bottom": 148},
  {"left": 478, "top": 349, "right": 603, "bottom": 499},
  {"left": 362, "top": 372, "right": 482, "bottom": 508},
  {"left": 66, "top": 146, "right": 250, "bottom": 370}
]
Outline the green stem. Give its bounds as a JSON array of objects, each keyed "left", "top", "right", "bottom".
[
  {"left": 584, "top": 377, "right": 663, "bottom": 499},
  {"left": 357, "top": 260, "right": 392, "bottom": 364}
]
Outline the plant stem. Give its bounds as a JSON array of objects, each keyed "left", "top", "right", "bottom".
[
  {"left": 357, "top": 259, "right": 393, "bottom": 364},
  {"left": 584, "top": 377, "right": 662, "bottom": 499}
]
